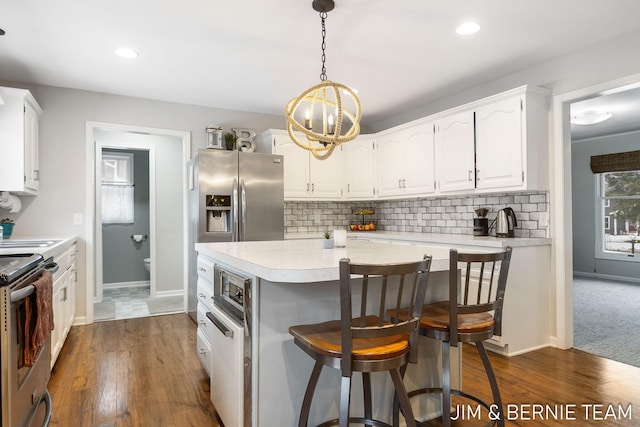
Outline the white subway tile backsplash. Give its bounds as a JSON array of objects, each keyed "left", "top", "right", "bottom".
[{"left": 284, "top": 191, "right": 549, "bottom": 238}]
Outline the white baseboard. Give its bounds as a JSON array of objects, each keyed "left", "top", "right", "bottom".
[
  {"left": 103, "top": 280, "right": 150, "bottom": 289},
  {"left": 573, "top": 271, "right": 640, "bottom": 284},
  {"left": 153, "top": 289, "right": 184, "bottom": 298}
]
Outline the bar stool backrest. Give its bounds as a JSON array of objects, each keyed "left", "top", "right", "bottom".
[
  {"left": 448, "top": 247, "right": 512, "bottom": 347},
  {"left": 338, "top": 255, "right": 432, "bottom": 376}
]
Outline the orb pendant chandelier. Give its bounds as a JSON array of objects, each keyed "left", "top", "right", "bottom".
[{"left": 285, "top": 0, "right": 362, "bottom": 160}]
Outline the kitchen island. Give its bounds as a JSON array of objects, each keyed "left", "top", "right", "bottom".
[{"left": 196, "top": 239, "right": 466, "bottom": 427}]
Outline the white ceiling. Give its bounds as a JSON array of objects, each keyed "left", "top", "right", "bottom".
[
  {"left": 2, "top": 0, "right": 640, "bottom": 133},
  {"left": 570, "top": 86, "right": 640, "bottom": 141}
]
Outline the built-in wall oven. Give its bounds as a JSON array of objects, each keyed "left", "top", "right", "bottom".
[
  {"left": 1, "top": 253, "right": 57, "bottom": 427},
  {"left": 209, "top": 265, "right": 252, "bottom": 427}
]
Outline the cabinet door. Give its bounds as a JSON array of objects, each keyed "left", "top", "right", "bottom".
[
  {"left": 376, "top": 135, "right": 404, "bottom": 197},
  {"left": 435, "top": 110, "right": 475, "bottom": 193},
  {"left": 475, "top": 96, "right": 524, "bottom": 189},
  {"left": 309, "top": 145, "right": 344, "bottom": 199},
  {"left": 403, "top": 122, "right": 435, "bottom": 196},
  {"left": 344, "top": 137, "right": 375, "bottom": 199},
  {"left": 23, "top": 102, "right": 39, "bottom": 193},
  {"left": 273, "top": 134, "right": 311, "bottom": 199}
]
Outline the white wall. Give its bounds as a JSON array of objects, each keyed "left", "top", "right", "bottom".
[
  {"left": 571, "top": 131, "right": 640, "bottom": 280},
  {"left": 370, "top": 29, "right": 640, "bottom": 132},
  {"left": 0, "top": 82, "right": 284, "bottom": 321}
]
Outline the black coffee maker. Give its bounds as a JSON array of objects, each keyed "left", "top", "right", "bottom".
[{"left": 474, "top": 208, "right": 490, "bottom": 236}]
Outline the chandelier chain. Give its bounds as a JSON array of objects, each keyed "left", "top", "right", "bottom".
[{"left": 320, "top": 11, "right": 327, "bottom": 81}]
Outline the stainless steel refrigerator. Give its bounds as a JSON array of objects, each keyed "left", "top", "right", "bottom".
[{"left": 187, "top": 149, "right": 284, "bottom": 321}]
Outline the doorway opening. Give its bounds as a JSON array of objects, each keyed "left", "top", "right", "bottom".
[
  {"left": 568, "top": 81, "right": 640, "bottom": 367},
  {"left": 85, "top": 122, "right": 191, "bottom": 323}
]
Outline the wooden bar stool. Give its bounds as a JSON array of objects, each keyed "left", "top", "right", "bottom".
[
  {"left": 288, "top": 256, "right": 432, "bottom": 427},
  {"left": 389, "top": 247, "right": 512, "bottom": 427}
]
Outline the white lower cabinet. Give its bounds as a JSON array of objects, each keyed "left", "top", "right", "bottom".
[
  {"left": 51, "top": 241, "right": 77, "bottom": 368},
  {"left": 196, "top": 327, "right": 212, "bottom": 376},
  {"left": 196, "top": 259, "right": 214, "bottom": 376},
  {"left": 209, "top": 304, "right": 245, "bottom": 427}
]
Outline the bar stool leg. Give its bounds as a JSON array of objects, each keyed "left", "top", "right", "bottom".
[
  {"left": 392, "top": 363, "right": 407, "bottom": 427},
  {"left": 362, "top": 372, "right": 373, "bottom": 427},
  {"left": 389, "top": 367, "right": 417, "bottom": 427},
  {"left": 442, "top": 342, "right": 451, "bottom": 427},
  {"left": 476, "top": 342, "right": 505, "bottom": 427},
  {"left": 339, "top": 376, "right": 352, "bottom": 427},
  {"left": 299, "top": 360, "right": 324, "bottom": 427}
]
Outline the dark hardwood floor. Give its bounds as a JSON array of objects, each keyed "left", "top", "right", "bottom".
[
  {"left": 48, "top": 314, "right": 221, "bottom": 427},
  {"left": 48, "top": 314, "right": 640, "bottom": 426}
]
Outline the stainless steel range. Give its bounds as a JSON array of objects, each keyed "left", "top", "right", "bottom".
[{"left": 1, "top": 253, "right": 57, "bottom": 427}]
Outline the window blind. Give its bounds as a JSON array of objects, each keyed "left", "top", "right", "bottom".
[{"left": 590, "top": 150, "right": 640, "bottom": 173}]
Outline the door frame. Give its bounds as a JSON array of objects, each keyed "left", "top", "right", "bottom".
[
  {"left": 552, "top": 72, "right": 640, "bottom": 349},
  {"left": 85, "top": 121, "right": 191, "bottom": 324}
]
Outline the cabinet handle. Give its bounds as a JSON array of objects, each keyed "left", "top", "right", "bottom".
[
  {"left": 198, "top": 348, "right": 207, "bottom": 355},
  {"left": 402, "top": 179, "right": 407, "bottom": 188},
  {"left": 198, "top": 267, "right": 206, "bottom": 272},
  {"left": 306, "top": 183, "right": 310, "bottom": 192},
  {"left": 398, "top": 179, "right": 402, "bottom": 188},
  {"left": 198, "top": 292, "right": 206, "bottom": 298},
  {"left": 206, "top": 312, "right": 233, "bottom": 338},
  {"left": 476, "top": 169, "right": 480, "bottom": 180},
  {"left": 468, "top": 170, "right": 473, "bottom": 181},
  {"left": 311, "top": 183, "right": 314, "bottom": 192},
  {"left": 34, "top": 170, "right": 40, "bottom": 181},
  {"left": 347, "top": 184, "right": 350, "bottom": 193}
]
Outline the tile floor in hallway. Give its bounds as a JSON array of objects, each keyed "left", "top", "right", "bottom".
[
  {"left": 94, "top": 285, "right": 185, "bottom": 321},
  {"left": 94, "top": 286, "right": 151, "bottom": 321},
  {"left": 93, "top": 286, "right": 188, "bottom": 322}
]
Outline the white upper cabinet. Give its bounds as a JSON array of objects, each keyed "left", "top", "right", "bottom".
[
  {"left": 258, "top": 85, "right": 549, "bottom": 201},
  {"left": 475, "top": 96, "right": 523, "bottom": 189},
  {"left": 344, "top": 136, "right": 376, "bottom": 199},
  {"left": 377, "top": 120, "right": 435, "bottom": 198},
  {"left": 435, "top": 110, "right": 475, "bottom": 193},
  {"left": 259, "top": 130, "right": 344, "bottom": 200},
  {"left": 0, "top": 86, "right": 42, "bottom": 195},
  {"left": 435, "top": 86, "right": 549, "bottom": 194}
]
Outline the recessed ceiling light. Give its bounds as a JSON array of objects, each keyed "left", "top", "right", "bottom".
[
  {"left": 456, "top": 22, "right": 481, "bottom": 36},
  {"left": 571, "top": 111, "right": 613, "bottom": 125},
  {"left": 115, "top": 48, "right": 138, "bottom": 59}
]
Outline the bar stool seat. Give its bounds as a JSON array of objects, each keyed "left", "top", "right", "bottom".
[
  {"left": 290, "top": 316, "right": 411, "bottom": 362},
  {"left": 289, "top": 256, "right": 432, "bottom": 427}
]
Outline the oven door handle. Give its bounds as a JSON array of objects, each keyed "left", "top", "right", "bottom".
[
  {"left": 10, "top": 262, "right": 58, "bottom": 303},
  {"left": 23, "top": 389, "right": 52, "bottom": 427},
  {"left": 206, "top": 312, "right": 233, "bottom": 338}
]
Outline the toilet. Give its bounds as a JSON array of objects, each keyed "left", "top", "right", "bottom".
[{"left": 144, "top": 258, "right": 151, "bottom": 272}]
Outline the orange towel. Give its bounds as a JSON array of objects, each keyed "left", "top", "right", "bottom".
[{"left": 21, "top": 270, "right": 54, "bottom": 367}]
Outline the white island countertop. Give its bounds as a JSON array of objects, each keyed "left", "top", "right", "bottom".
[{"left": 195, "top": 239, "right": 484, "bottom": 283}]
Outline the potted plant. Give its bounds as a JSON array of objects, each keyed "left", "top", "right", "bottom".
[
  {"left": 0, "top": 218, "right": 15, "bottom": 239},
  {"left": 322, "top": 231, "right": 334, "bottom": 249},
  {"left": 224, "top": 132, "right": 238, "bottom": 150}
]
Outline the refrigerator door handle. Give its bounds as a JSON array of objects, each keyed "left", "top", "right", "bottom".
[
  {"left": 232, "top": 178, "right": 239, "bottom": 241},
  {"left": 240, "top": 179, "right": 247, "bottom": 241}
]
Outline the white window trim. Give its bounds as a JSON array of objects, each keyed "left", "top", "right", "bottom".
[{"left": 594, "top": 174, "right": 639, "bottom": 262}]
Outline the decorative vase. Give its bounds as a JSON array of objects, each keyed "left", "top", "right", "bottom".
[
  {"left": 322, "top": 238, "right": 334, "bottom": 249},
  {"left": 1, "top": 224, "right": 14, "bottom": 239}
]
